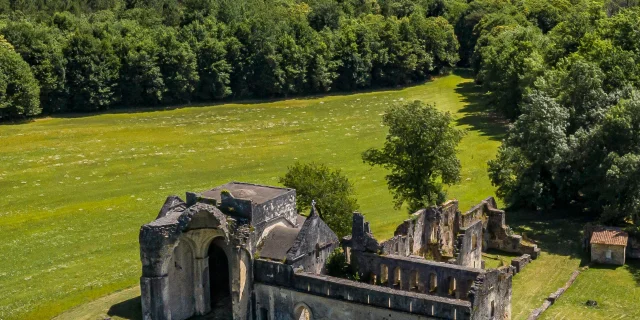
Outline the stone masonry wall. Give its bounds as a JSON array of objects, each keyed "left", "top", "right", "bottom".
[
  {"left": 252, "top": 190, "right": 297, "bottom": 234},
  {"left": 455, "top": 220, "right": 483, "bottom": 269},
  {"left": 350, "top": 251, "right": 483, "bottom": 300},
  {"left": 469, "top": 268, "right": 512, "bottom": 320},
  {"left": 591, "top": 243, "right": 626, "bottom": 265},
  {"left": 253, "top": 259, "right": 472, "bottom": 320}
]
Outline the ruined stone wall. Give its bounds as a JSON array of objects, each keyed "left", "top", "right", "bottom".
[
  {"left": 254, "top": 285, "right": 450, "bottom": 320},
  {"left": 438, "top": 201, "right": 458, "bottom": 258},
  {"left": 167, "top": 239, "right": 196, "bottom": 319},
  {"left": 350, "top": 251, "right": 482, "bottom": 300},
  {"left": 380, "top": 210, "right": 426, "bottom": 257},
  {"left": 286, "top": 212, "right": 339, "bottom": 274},
  {"left": 591, "top": 243, "right": 626, "bottom": 265},
  {"left": 252, "top": 190, "right": 297, "bottom": 235},
  {"left": 469, "top": 268, "right": 512, "bottom": 320},
  {"left": 139, "top": 200, "right": 254, "bottom": 320},
  {"left": 253, "top": 259, "right": 472, "bottom": 320},
  {"left": 455, "top": 220, "right": 483, "bottom": 269},
  {"left": 472, "top": 197, "right": 540, "bottom": 259},
  {"left": 379, "top": 202, "right": 460, "bottom": 262}
]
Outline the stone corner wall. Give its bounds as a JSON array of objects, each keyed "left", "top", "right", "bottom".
[
  {"left": 455, "top": 220, "right": 483, "bottom": 269},
  {"left": 470, "top": 268, "right": 512, "bottom": 320},
  {"left": 590, "top": 243, "right": 625, "bottom": 265},
  {"left": 482, "top": 204, "right": 541, "bottom": 260}
]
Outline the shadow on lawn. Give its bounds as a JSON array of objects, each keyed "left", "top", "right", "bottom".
[
  {"left": 625, "top": 259, "right": 640, "bottom": 286},
  {"left": 454, "top": 81, "right": 507, "bottom": 141},
  {"left": 108, "top": 295, "right": 142, "bottom": 320},
  {"left": 505, "top": 209, "right": 592, "bottom": 263}
]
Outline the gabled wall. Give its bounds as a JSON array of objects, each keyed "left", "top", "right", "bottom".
[{"left": 286, "top": 210, "right": 339, "bottom": 274}]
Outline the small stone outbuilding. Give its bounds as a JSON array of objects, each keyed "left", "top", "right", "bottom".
[{"left": 590, "top": 228, "right": 628, "bottom": 265}]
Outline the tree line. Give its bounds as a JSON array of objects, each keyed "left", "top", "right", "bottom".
[
  {"left": 465, "top": 0, "right": 640, "bottom": 229},
  {"left": 0, "top": 0, "right": 464, "bottom": 119}
]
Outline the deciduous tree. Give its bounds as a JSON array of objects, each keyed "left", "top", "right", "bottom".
[
  {"left": 279, "top": 162, "right": 359, "bottom": 238},
  {"left": 362, "top": 100, "right": 464, "bottom": 212}
]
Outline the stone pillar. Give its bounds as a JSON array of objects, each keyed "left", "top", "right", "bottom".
[
  {"left": 352, "top": 213, "right": 366, "bottom": 251},
  {"left": 140, "top": 276, "right": 171, "bottom": 320},
  {"left": 194, "top": 257, "right": 210, "bottom": 315}
]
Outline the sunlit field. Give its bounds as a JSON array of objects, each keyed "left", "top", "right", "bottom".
[{"left": 0, "top": 72, "right": 506, "bottom": 319}]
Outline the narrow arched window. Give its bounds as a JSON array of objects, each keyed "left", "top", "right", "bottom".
[
  {"left": 381, "top": 264, "right": 389, "bottom": 284},
  {"left": 429, "top": 273, "right": 438, "bottom": 293},
  {"left": 410, "top": 270, "right": 419, "bottom": 291},
  {"left": 448, "top": 277, "right": 457, "bottom": 297},
  {"left": 394, "top": 267, "right": 402, "bottom": 287},
  {"left": 295, "top": 304, "right": 312, "bottom": 320}
]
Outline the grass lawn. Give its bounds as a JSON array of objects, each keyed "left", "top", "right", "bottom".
[
  {"left": 540, "top": 260, "right": 640, "bottom": 319},
  {"left": 483, "top": 249, "right": 521, "bottom": 269},
  {"left": 505, "top": 210, "right": 588, "bottom": 320},
  {"left": 0, "top": 71, "right": 507, "bottom": 319}
]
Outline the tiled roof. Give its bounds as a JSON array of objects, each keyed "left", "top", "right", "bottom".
[{"left": 590, "top": 229, "right": 628, "bottom": 246}]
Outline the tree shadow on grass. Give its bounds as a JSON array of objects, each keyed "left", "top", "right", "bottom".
[
  {"left": 504, "top": 209, "right": 593, "bottom": 263},
  {"left": 107, "top": 295, "right": 142, "bottom": 320},
  {"left": 625, "top": 259, "right": 640, "bottom": 286},
  {"left": 454, "top": 81, "right": 507, "bottom": 141}
]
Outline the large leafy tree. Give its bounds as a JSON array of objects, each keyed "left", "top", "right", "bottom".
[
  {"left": 475, "top": 25, "right": 547, "bottom": 119},
  {"left": 181, "top": 17, "right": 232, "bottom": 101},
  {"left": 306, "top": 29, "right": 340, "bottom": 92},
  {"left": 0, "top": 36, "right": 41, "bottom": 118},
  {"left": 279, "top": 162, "right": 359, "bottom": 238},
  {"left": 362, "top": 100, "right": 464, "bottom": 212},
  {"left": 334, "top": 17, "right": 378, "bottom": 90},
  {"left": 573, "top": 96, "right": 640, "bottom": 225},
  {"left": 64, "top": 31, "right": 120, "bottom": 111},
  {"left": 156, "top": 27, "right": 199, "bottom": 104},
  {"left": 488, "top": 92, "right": 569, "bottom": 209},
  {"left": 2, "top": 20, "right": 67, "bottom": 114},
  {"left": 116, "top": 21, "right": 165, "bottom": 106}
]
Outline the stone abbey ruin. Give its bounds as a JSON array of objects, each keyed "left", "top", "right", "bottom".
[{"left": 139, "top": 182, "right": 540, "bottom": 320}]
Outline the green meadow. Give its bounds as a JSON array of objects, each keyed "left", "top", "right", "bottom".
[
  {"left": 11, "top": 72, "right": 637, "bottom": 320},
  {"left": 1, "top": 72, "right": 505, "bottom": 319}
]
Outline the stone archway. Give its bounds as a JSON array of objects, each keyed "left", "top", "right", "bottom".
[{"left": 207, "top": 239, "right": 232, "bottom": 319}]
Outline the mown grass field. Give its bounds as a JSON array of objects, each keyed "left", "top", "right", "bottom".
[
  {"left": 1, "top": 72, "right": 508, "bottom": 319},
  {"left": 540, "top": 259, "right": 640, "bottom": 319},
  {"left": 6, "top": 71, "right": 635, "bottom": 320}
]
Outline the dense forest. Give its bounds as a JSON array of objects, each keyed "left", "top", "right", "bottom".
[
  {"left": 0, "top": 0, "right": 462, "bottom": 118},
  {"left": 2, "top": 0, "right": 640, "bottom": 229}
]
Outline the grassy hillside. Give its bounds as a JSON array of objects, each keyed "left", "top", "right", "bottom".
[{"left": 0, "top": 72, "right": 506, "bottom": 319}]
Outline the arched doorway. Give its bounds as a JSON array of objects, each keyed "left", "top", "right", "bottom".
[
  {"left": 294, "top": 304, "right": 312, "bottom": 320},
  {"left": 208, "top": 240, "right": 232, "bottom": 319}
]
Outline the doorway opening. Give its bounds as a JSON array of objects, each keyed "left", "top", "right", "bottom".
[{"left": 208, "top": 240, "right": 231, "bottom": 319}]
